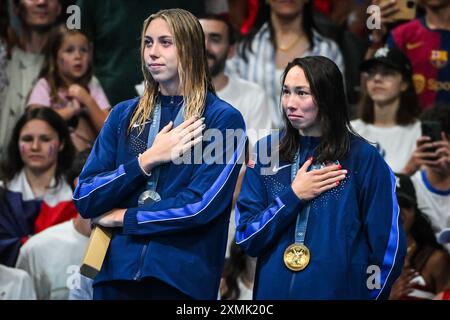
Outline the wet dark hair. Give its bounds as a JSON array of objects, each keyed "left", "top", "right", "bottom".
[
  {"left": 239, "top": 0, "right": 315, "bottom": 63},
  {"left": 1, "top": 108, "right": 75, "bottom": 188},
  {"left": 358, "top": 63, "right": 421, "bottom": 125},
  {"left": 199, "top": 14, "right": 237, "bottom": 45},
  {"left": 279, "top": 56, "right": 358, "bottom": 163}
]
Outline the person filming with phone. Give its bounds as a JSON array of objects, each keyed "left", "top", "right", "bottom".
[{"left": 404, "top": 106, "right": 450, "bottom": 252}]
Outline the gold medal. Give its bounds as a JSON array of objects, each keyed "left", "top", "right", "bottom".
[{"left": 283, "top": 243, "right": 310, "bottom": 271}]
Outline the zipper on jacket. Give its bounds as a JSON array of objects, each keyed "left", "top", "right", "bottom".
[
  {"left": 288, "top": 272, "right": 297, "bottom": 298},
  {"left": 134, "top": 244, "right": 148, "bottom": 280}
]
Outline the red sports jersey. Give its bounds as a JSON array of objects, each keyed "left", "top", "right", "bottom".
[{"left": 388, "top": 17, "right": 450, "bottom": 109}]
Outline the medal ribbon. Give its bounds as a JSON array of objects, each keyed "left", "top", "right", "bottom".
[
  {"left": 290, "top": 139, "right": 315, "bottom": 245},
  {"left": 144, "top": 98, "right": 184, "bottom": 194}
]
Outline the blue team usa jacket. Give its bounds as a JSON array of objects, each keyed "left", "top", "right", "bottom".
[
  {"left": 73, "top": 93, "right": 246, "bottom": 299},
  {"left": 236, "top": 134, "right": 406, "bottom": 299}
]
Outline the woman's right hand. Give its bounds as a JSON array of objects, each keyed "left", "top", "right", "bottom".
[
  {"left": 139, "top": 116, "right": 205, "bottom": 172},
  {"left": 291, "top": 157, "right": 347, "bottom": 201}
]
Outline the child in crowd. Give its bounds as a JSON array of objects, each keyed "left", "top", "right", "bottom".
[{"left": 27, "top": 25, "right": 110, "bottom": 152}]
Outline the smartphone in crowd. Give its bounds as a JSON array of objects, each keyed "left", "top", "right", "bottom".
[
  {"left": 421, "top": 121, "right": 442, "bottom": 142},
  {"left": 421, "top": 121, "right": 442, "bottom": 160},
  {"left": 381, "top": 0, "right": 417, "bottom": 21}
]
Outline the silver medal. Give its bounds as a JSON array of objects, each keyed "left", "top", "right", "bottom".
[{"left": 138, "top": 190, "right": 161, "bottom": 206}]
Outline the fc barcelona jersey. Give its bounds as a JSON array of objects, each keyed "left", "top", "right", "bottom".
[{"left": 388, "top": 17, "right": 450, "bottom": 109}]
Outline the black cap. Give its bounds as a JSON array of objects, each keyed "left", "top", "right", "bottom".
[
  {"left": 360, "top": 46, "right": 413, "bottom": 78},
  {"left": 394, "top": 173, "right": 417, "bottom": 207}
]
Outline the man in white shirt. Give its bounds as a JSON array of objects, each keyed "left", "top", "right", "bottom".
[
  {"left": 15, "top": 218, "right": 90, "bottom": 299},
  {"left": 199, "top": 14, "right": 273, "bottom": 148},
  {"left": 200, "top": 15, "right": 273, "bottom": 261}
]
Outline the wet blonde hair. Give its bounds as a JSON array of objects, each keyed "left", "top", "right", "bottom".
[{"left": 129, "top": 9, "right": 214, "bottom": 132}]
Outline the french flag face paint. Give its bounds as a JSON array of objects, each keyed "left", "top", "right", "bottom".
[
  {"left": 19, "top": 137, "right": 35, "bottom": 150},
  {"left": 19, "top": 143, "right": 27, "bottom": 157},
  {"left": 48, "top": 142, "right": 60, "bottom": 159},
  {"left": 48, "top": 144, "right": 55, "bottom": 158}
]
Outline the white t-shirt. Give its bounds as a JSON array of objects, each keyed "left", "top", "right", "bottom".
[
  {"left": 351, "top": 119, "right": 421, "bottom": 173},
  {"left": 218, "top": 73, "right": 273, "bottom": 148},
  {"left": 411, "top": 170, "right": 450, "bottom": 232},
  {"left": 15, "top": 220, "right": 89, "bottom": 300},
  {"left": 0, "top": 264, "right": 36, "bottom": 300}
]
